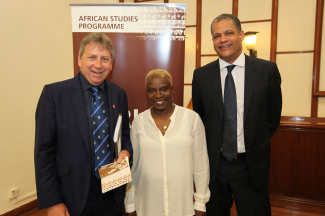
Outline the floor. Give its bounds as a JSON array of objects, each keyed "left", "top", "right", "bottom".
[
  {"left": 21, "top": 206, "right": 325, "bottom": 216},
  {"left": 230, "top": 206, "right": 324, "bottom": 216}
]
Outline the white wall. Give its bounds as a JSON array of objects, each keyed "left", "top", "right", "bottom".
[
  {"left": 0, "top": 0, "right": 323, "bottom": 214},
  {"left": 0, "top": 0, "right": 119, "bottom": 214}
]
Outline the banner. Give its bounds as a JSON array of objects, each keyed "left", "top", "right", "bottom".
[{"left": 71, "top": 3, "right": 187, "bottom": 122}]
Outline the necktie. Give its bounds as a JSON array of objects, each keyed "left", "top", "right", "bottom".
[
  {"left": 222, "top": 65, "right": 237, "bottom": 161},
  {"left": 91, "top": 86, "right": 111, "bottom": 179}
]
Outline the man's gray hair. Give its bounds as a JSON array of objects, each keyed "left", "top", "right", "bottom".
[
  {"left": 210, "top": 14, "right": 242, "bottom": 36},
  {"left": 79, "top": 32, "right": 115, "bottom": 60}
]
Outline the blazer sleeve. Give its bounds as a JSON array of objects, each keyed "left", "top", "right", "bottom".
[
  {"left": 121, "top": 89, "right": 133, "bottom": 158},
  {"left": 267, "top": 63, "right": 282, "bottom": 138},
  {"left": 192, "top": 69, "right": 205, "bottom": 120},
  {"left": 34, "top": 85, "right": 63, "bottom": 209}
]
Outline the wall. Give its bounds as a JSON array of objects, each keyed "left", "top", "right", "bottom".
[
  {"left": 181, "top": 0, "right": 324, "bottom": 119},
  {"left": 1, "top": 0, "right": 324, "bottom": 214},
  {"left": 0, "top": 0, "right": 119, "bottom": 214}
]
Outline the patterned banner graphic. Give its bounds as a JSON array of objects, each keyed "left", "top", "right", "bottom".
[
  {"left": 71, "top": 4, "right": 186, "bottom": 41},
  {"left": 71, "top": 3, "right": 187, "bottom": 122}
]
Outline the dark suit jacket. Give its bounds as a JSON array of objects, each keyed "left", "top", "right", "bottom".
[
  {"left": 192, "top": 55, "right": 282, "bottom": 192},
  {"left": 34, "top": 72, "right": 133, "bottom": 216}
]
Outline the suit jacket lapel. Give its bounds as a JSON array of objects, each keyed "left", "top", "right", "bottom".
[
  {"left": 105, "top": 80, "right": 119, "bottom": 161},
  {"left": 244, "top": 55, "right": 257, "bottom": 124},
  {"left": 209, "top": 59, "right": 224, "bottom": 122},
  {"left": 71, "top": 73, "right": 91, "bottom": 154}
]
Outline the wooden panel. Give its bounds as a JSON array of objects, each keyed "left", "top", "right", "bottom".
[
  {"left": 276, "top": 53, "right": 313, "bottom": 117},
  {"left": 277, "top": 51, "right": 314, "bottom": 54},
  {"left": 270, "top": 196, "right": 325, "bottom": 214},
  {"left": 1, "top": 200, "right": 38, "bottom": 216},
  {"left": 316, "top": 0, "right": 325, "bottom": 93},
  {"left": 232, "top": 0, "right": 238, "bottom": 17},
  {"left": 280, "top": 116, "right": 325, "bottom": 129},
  {"left": 269, "top": 129, "right": 299, "bottom": 197},
  {"left": 238, "top": 0, "right": 272, "bottom": 21},
  {"left": 297, "top": 130, "right": 325, "bottom": 201},
  {"left": 277, "top": 0, "right": 316, "bottom": 52},
  {"left": 268, "top": 125, "right": 325, "bottom": 213},
  {"left": 311, "top": 0, "right": 325, "bottom": 118}
]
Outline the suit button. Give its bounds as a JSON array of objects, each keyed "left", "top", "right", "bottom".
[{"left": 220, "top": 131, "right": 223, "bottom": 135}]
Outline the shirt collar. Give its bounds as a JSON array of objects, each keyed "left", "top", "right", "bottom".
[
  {"left": 219, "top": 52, "right": 245, "bottom": 70},
  {"left": 79, "top": 72, "right": 105, "bottom": 92}
]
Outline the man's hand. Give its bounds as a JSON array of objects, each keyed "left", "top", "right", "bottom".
[
  {"left": 194, "top": 210, "right": 206, "bottom": 216},
  {"left": 126, "top": 211, "right": 137, "bottom": 216},
  {"left": 116, "top": 150, "right": 130, "bottom": 163},
  {"left": 47, "top": 203, "right": 70, "bottom": 216}
]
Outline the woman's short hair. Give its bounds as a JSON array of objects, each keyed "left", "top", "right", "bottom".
[
  {"left": 79, "top": 32, "right": 115, "bottom": 60},
  {"left": 145, "top": 69, "right": 173, "bottom": 89}
]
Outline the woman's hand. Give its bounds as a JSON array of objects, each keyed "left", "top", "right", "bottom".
[
  {"left": 126, "top": 211, "right": 137, "bottom": 216},
  {"left": 194, "top": 210, "right": 206, "bottom": 216}
]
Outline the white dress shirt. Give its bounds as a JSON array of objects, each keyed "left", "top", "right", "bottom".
[
  {"left": 219, "top": 52, "right": 246, "bottom": 153},
  {"left": 125, "top": 105, "right": 210, "bottom": 216}
]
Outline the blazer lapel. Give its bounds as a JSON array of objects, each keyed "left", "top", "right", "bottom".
[
  {"left": 208, "top": 59, "right": 224, "bottom": 122},
  {"left": 244, "top": 55, "right": 257, "bottom": 124},
  {"left": 71, "top": 73, "right": 91, "bottom": 154},
  {"left": 105, "top": 81, "right": 119, "bottom": 161}
]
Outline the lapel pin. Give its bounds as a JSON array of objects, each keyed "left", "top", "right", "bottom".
[{"left": 113, "top": 105, "right": 116, "bottom": 108}]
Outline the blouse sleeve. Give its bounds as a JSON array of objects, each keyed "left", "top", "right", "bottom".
[
  {"left": 192, "top": 114, "right": 211, "bottom": 212},
  {"left": 124, "top": 120, "right": 140, "bottom": 213}
]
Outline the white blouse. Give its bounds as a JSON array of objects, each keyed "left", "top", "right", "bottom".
[{"left": 125, "top": 105, "right": 210, "bottom": 216}]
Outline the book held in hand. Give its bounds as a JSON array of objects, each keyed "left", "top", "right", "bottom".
[{"left": 98, "top": 157, "right": 132, "bottom": 193}]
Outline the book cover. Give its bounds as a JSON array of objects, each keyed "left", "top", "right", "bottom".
[{"left": 98, "top": 157, "right": 132, "bottom": 193}]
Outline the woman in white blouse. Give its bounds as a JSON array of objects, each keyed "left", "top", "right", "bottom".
[{"left": 125, "top": 69, "right": 210, "bottom": 216}]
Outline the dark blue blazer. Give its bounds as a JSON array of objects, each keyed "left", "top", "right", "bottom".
[
  {"left": 34, "top": 72, "right": 133, "bottom": 216},
  {"left": 192, "top": 55, "right": 282, "bottom": 192}
]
